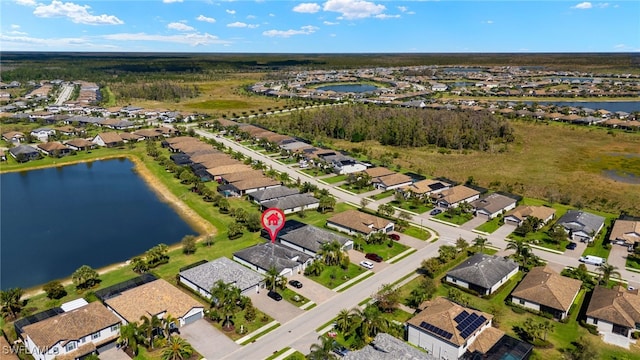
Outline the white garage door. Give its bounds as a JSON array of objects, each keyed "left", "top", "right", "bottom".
[{"left": 183, "top": 312, "right": 203, "bottom": 326}]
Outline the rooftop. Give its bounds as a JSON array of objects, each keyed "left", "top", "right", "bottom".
[{"left": 179, "top": 257, "right": 265, "bottom": 293}]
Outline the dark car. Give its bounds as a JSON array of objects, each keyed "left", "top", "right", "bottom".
[
  {"left": 333, "top": 341, "right": 350, "bottom": 357},
  {"left": 289, "top": 280, "right": 303, "bottom": 288},
  {"left": 430, "top": 208, "right": 443, "bottom": 215},
  {"left": 389, "top": 233, "right": 400, "bottom": 241},
  {"left": 566, "top": 242, "right": 577, "bottom": 250},
  {"left": 365, "top": 253, "right": 383, "bottom": 262},
  {"left": 267, "top": 290, "right": 283, "bottom": 301}
]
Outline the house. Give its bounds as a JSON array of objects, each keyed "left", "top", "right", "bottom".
[
  {"left": 586, "top": 285, "right": 640, "bottom": 341},
  {"left": 179, "top": 257, "right": 265, "bottom": 297},
  {"left": 431, "top": 185, "right": 481, "bottom": 208},
  {"left": 343, "top": 333, "right": 434, "bottom": 359},
  {"left": 17, "top": 301, "right": 120, "bottom": 360},
  {"left": 407, "top": 297, "right": 495, "bottom": 360},
  {"left": 364, "top": 167, "right": 396, "bottom": 179},
  {"left": 372, "top": 173, "right": 414, "bottom": 191},
  {"left": 609, "top": 220, "right": 640, "bottom": 246},
  {"left": 64, "top": 138, "right": 94, "bottom": 151},
  {"left": 233, "top": 242, "right": 313, "bottom": 277},
  {"left": 510, "top": 266, "right": 582, "bottom": 319},
  {"left": 325, "top": 155, "right": 367, "bottom": 175},
  {"left": 327, "top": 209, "right": 395, "bottom": 236},
  {"left": 275, "top": 220, "right": 353, "bottom": 256},
  {"left": 219, "top": 170, "right": 264, "bottom": 184},
  {"left": 0, "top": 149, "right": 5, "bottom": 161},
  {"left": 503, "top": 205, "right": 556, "bottom": 227},
  {"left": 9, "top": 145, "right": 40, "bottom": 162},
  {"left": 103, "top": 278, "right": 204, "bottom": 327},
  {"left": 199, "top": 157, "right": 242, "bottom": 169},
  {"left": 118, "top": 132, "right": 143, "bottom": 143},
  {"left": 226, "top": 176, "right": 282, "bottom": 196},
  {"left": 30, "top": 127, "right": 56, "bottom": 140},
  {"left": 401, "top": 178, "right": 451, "bottom": 198},
  {"left": 133, "top": 128, "right": 164, "bottom": 140},
  {"left": 37, "top": 142, "right": 71, "bottom": 157},
  {"left": 556, "top": 210, "right": 606, "bottom": 242},
  {"left": 92, "top": 132, "right": 123, "bottom": 148},
  {"left": 445, "top": 253, "right": 518, "bottom": 296},
  {"left": 471, "top": 193, "right": 517, "bottom": 219},
  {"left": 2, "top": 131, "right": 25, "bottom": 143},
  {"left": 260, "top": 193, "right": 320, "bottom": 214},
  {"left": 0, "top": 333, "right": 19, "bottom": 360},
  {"left": 431, "top": 83, "right": 448, "bottom": 92},
  {"left": 206, "top": 164, "right": 253, "bottom": 179},
  {"left": 248, "top": 185, "right": 300, "bottom": 204}
]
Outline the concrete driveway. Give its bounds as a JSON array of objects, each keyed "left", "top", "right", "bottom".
[
  {"left": 181, "top": 319, "right": 239, "bottom": 360},
  {"left": 460, "top": 216, "right": 487, "bottom": 230},
  {"left": 286, "top": 273, "right": 336, "bottom": 304},
  {"left": 491, "top": 223, "right": 516, "bottom": 239},
  {"left": 249, "top": 289, "right": 305, "bottom": 323},
  {"left": 608, "top": 244, "right": 630, "bottom": 270},
  {"left": 98, "top": 348, "right": 130, "bottom": 360}
]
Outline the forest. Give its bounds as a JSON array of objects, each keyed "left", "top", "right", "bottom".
[
  {"left": 251, "top": 105, "right": 515, "bottom": 150},
  {"left": 109, "top": 82, "right": 200, "bottom": 102}
]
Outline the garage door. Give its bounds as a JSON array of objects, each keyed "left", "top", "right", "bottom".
[
  {"left": 97, "top": 339, "right": 118, "bottom": 353},
  {"left": 183, "top": 312, "right": 203, "bottom": 326}
]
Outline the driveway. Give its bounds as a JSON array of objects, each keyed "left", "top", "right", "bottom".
[
  {"left": 608, "top": 244, "right": 630, "bottom": 270},
  {"left": 248, "top": 289, "right": 305, "bottom": 323},
  {"left": 99, "top": 348, "right": 130, "bottom": 360},
  {"left": 286, "top": 273, "right": 336, "bottom": 304},
  {"left": 460, "top": 216, "right": 487, "bottom": 230},
  {"left": 491, "top": 223, "right": 516, "bottom": 240},
  {"left": 181, "top": 319, "right": 239, "bottom": 360}
]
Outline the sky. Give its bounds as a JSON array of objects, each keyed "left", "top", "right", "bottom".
[{"left": 1, "top": 0, "right": 639, "bottom": 53}]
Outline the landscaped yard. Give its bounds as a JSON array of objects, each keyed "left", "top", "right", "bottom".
[
  {"left": 475, "top": 216, "right": 504, "bottom": 233},
  {"left": 390, "top": 200, "right": 433, "bottom": 214},
  {"left": 626, "top": 256, "right": 640, "bottom": 270},
  {"left": 402, "top": 226, "right": 431, "bottom": 240},
  {"left": 281, "top": 287, "right": 310, "bottom": 308},
  {"left": 359, "top": 240, "right": 410, "bottom": 260},
  {"left": 339, "top": 183, "right": 375, "bottom": 194},
  {"left": 305, "top": 263, "right": 369, "bottom": 289},
  {"left": 433, "top": 211, "right": 473, "bottom": 225},
  {"left": 371, "top": 190, "right": 394, "bottom": 200}
]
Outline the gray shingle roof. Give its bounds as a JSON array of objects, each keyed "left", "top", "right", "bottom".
[
  {"left": 9, "top": 144, "right": 39, "bottom": 156},
  {"left": 556, "top": 210, "right": 605, "bottom": 235},
  {"left": 179, "top": 257, "right": 265, "bottom": 293},
  {"left": 471, "top": 193, "right": 517, "bottom": 214},
  {"left": 261, "top": 193, "right": 319, "bottom": 210},
  {"left": 233, "top": 242, "right": 312, "bottom": 273},
  {"left": 279, "top": 224, "right": 351, "bottom": 254},
  {"left": 446, "top": 253, "right": 518, "bottom": 289},
  {"left": 249, "top": 186, "right": 300, "bottom": 202},
  {"left": 344, "top": 333, "right": 433, "bottom": 360}
]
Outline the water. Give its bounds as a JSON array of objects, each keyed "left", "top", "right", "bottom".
[
  {"left": 316, "top": 84, "right": 378, "bottom": 93},
  {"left": 0, "top": 158, "right": 196, "bottom": 289},
  {"left": 523, "top": 101, "right": 640, "bottom": 113}
]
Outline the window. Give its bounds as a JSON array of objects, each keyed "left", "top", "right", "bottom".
[
  {"left": 92, "top": 331, "right": 100, "bottom": 340},
  {"left": 593, "top": 319, "right": 598, "bottom": 325},
  {"left": 80, "top": 337, "right": 86, "bottom": 344},
  {"left": 111, "top": 324, "right": 120, "bottom": 332},
  {"left": 519, "top": 299, "right": 525, "bottom": 305},
  {"left": 65, "top": 342, "right": 76, "bottom": 352},
  {"left": 636, "top": 323, "right": 640, "bottom": 330}
]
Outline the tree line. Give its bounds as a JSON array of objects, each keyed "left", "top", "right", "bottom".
[
  {"left": 252, "top": 105, "right": 515, "bottom": 150},
  {"left": 110, "top": 81, "right": 199, "bottom": 102}
]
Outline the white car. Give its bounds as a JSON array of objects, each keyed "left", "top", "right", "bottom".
[{"left": 360, "top": 260, "right": 374, "bottom": 270}]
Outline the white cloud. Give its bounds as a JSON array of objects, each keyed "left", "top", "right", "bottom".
[
  {"left": 0, "top": 33, "right": 119, "bottom": 50},
  {"left": 597, "top": 2, "right": 609, "bottom": 7},
  {"left": 572, "top": 2, "right": 592, "bottom": 9},
  {"left": 226, "top": 9, "right": 236, "bottom": 14},
  {"left": 269, "top": 13, "right": 275, "bottom": 17},
  {"left": 103, "top": 32, "right": 231, "bottom": 46},
  {"left": 262, "top": 25, "right": 318, "bottom": 38},
  {"left": 323, "top": 0, "right": 385, "bottom": 19},
  {"left": 293, "top": 3, "right": 321, "bottom": 13},
  {"left": 227, "top": 21, "right": 259, "bottom": 28},
  {"left": 167, "top": 22, "right": 195, "bottom": 31},
  {"left": 374, "top": 13, "right": 399, "bottom": 19},
  {"left": 11, "top": 24, "right": 21, "bottom": 29},
  {"left": 14, "top": 0, "right": 36, "bottom": 6},
  {"left": 397, "top": 6, "right": 407, "bottom": 12},
  {"left": 484, "top": 20, "right": 494, "bottom": 24},
  {"left": 323, "top": 21, "right": 339, "bottom": 25},
  {"left": 163, "top": 0, "right": 183, "bottom": 3},
  {"left": 196, "top": 15, "right": 216, "bottom": 23},
  {"left": 8, "top": 30, "right": 28, "bottom": 35},
  {"left": 33, "top": 1, "right": 124, "bottom": 25},
  {"left": 246, "top": 15, "right": 256, "bottom": 19}
]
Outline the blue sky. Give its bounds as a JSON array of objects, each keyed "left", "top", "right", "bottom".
[{"left": 1, "top": 0, "right": 638, "bottom": 53}]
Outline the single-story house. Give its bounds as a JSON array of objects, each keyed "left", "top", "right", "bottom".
[
  {"left": 401, "top": 178, "right": 451, "bottom": 198},
  {"left": 64, "top": 138, "right": 95, "bottom": 151},
  {"left": 260, "top": 193, "right": 320, "bottom": 214},
  {"left": 36, "top": 142, "right": 72, "bottom": 157},
  {"left": 9, "top": 145, "right": 40, "bottom": 162},
  {"left": 219, "top": 170, "right": 264, "bottom": 184},
  {"left": 445, "top": 253, "right": 519, "bottom": 296},
  {"left": 407, "top": 297, "right": 496, "bottom": 360},
  {"left": 248, "top": 185, "right": 300, "bottom": 204},
  {"left": 2, "top": 131, "right": 25, "bottom": 143},
  {"left": 504, "top": 205, "right": 556, "bottom": 227},
  {"left": 170, "top": 153, "right": 193, "bottom": 166},
  {"left": 586, "top": 285, "right": 640, "bottom": 340},
  {"left": 343, "top": 333, "right": 434, "bottom": 359},
  {"left": 328, "top": 156, "right": 368, "bottom": 175},
  {"left": 188, "top": 152, "right": 228, "bottom": 164},
  {"left": 609, "top": 220, "right": 640, "bottom": 246},
  {"left": 226, "top": 176, "right": 282, "bottom": 195},
  {"left": 431, "top": 185, "right": 481, "bottom": 208},
  {"left": 198, "top": 157, "right": 241, "bottom": 169},
  {"left": 206, "top": 164, "right": 253, "bottom": 179},
  {"left": 372, "top": 173, "right": 414, "bottom": 191},
  {"left": 118, "top": 132, "right": 144, "bottom": 143},
  {"left": 275, "top": 220, "right": 353, "bottom": 256},
  {"left": 327, "top": 209, "right": 395, "bottom": 236},
  {"left": 233, "top": 242, "right": 313, "bottom": 277},
  {"left": 18, "top": 301, "right": 120, "bottom": 360},
  {"left": 510, "top": 266, "right": 582, "bottom": 319},
  {"left": 179, "top": 257, "right": 265, "bottom": 297},
  {"left": 363, "top": 167, "right": 396, "bottom": 179},
  {"left": 92, "top": 132, "right": 123, "bottom": 148},
  {"left": 471, "top": 193, "right": 517, "bottom": 219},
  {"left": 132, "top": 129, "right": 164, "bottom": 140},
  {"left": 103, "top": 279, "right": 204, "bottom": 327},
  {"left": 556, "top": 210, "right": 606, "bottom": 243}
]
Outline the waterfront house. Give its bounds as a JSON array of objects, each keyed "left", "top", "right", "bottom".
[
  {"left": 179, "top": 257, "right": 265, "bottom": 297},
  {"left": 92, "top": 132, "right": 123, "bottom": 148},
  {"left": 9, "top": 145, "right": 40, "bottom": 162}
]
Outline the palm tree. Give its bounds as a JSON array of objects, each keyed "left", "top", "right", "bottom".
[
  {"left": 265, "top": 266, "right": 286, "bottom": 291},
  {"left": 308, "top": 336, "right": 337, "bottom": 360},
  {"left": 319, "top": 195, "right": 336, "bottom": 213},
  {"left": 305, "top": 260, "right": 325, "bottom": 276},
  {"left": 0, "top": 287, "right": 24, "bottom": 320},
  {"left": 139, "top": 315, "right": 162, "bottom": 349},
  {"left": 352, "top": 306, "right": 389, "bottom": 344},
  {"left": 334, "top": 309, "right": 353, "bottom": 334},
  {"left": 597, "top": 263, "right": 621, "bottom": 285},
  {"left": 162, "top": 314, "right": 178, "bottom": 338},
  {"left": 161, "top": 336, "right": 194, "bottom": 360},
  {"left": 117, "top": 323, "right": 141, "bottom": 355},
  {"left": 506, "top": 240, "right": 532, "bottom": 266},
  {"left": 472, "top": 236, "right": 489, "bottom": 252},
  {"left": 319, "top": 241, "right": 346, "bottom": 266}
]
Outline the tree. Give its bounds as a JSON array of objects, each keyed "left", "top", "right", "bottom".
[
  {"left": 72, "top": 265, "right": 99, "bottom": 289},
  {"left": 319, "top": 241, "right": 346, "bottom": 266},
  {"left": 547, "top": 225, "right": 567, "bottom": 245},
  {"left": 218, "top": 198, "right": 230, "bottom": 213},
  {"left": 245, "top": 212, "right": 262, "bottom": 232},
  {"left": 228, "top": 222, "right": 244, "bottom": 239},
  {"left": 117, "top": 323, "right": 141, "bottom": 355},
  {"left": 305, "top": 260, "right": 325, "bottom": 277},
  {"left": 308, "top": 336, "right": 338, "bottom": 360},
  {"left": 0, "top": 288, "right": 24, "bottom": 320},
  {"left": 564, "top": 337, "right": 599, "bottom": 360},
  {"left": 179, "top": 169, "right": 196, "bottom": 184},
  {"left": 163, "top": 314, "right": 178, "bottom": 338},
  {"left": 360, "top": 198, "right": 370, "bottom": 210},
  {"left": 131, "top": 256, "right": 149, "bottom": 274},
  {"left": 540, "top": 320, "right": 555, "bottom": 341},
  {"left": 203, "top": 235, "right": 214, "bottom": 247},
  {"left": 319, "top": 195, "right": 336, "bottom": 213},
  {"left": 373, "top": 283, "right": 400, "bottom": 313},
  {"left": 421, "top": 257, "right": 442, "bottom": 278},
  {"left": 455, "top": 237, "right": 470, "bottom": 253},
  {"left": 472, "top": 236, "right": 489, "bottom": 252},
  {"left": 506, "top": 240, "right": 532, "bottom": 266},
  {"left": 407, "top": 277, "right": 437, "bottom": 308},
  {"left": 265, "top": 266, "right": 287, "bottom": 291},
  {"left": 181, "top": 235, "right": 197, "bottom": 255},
  {"left": 351, "top": 305, "right": 390, "bottom": 344},
  {"left": 139, "top": 315, "right": 162, "bottom": 349},
  {"left": 334, "top": 309, "right": 353, "bottom": 334},
  {"left": 597, "top": 263, "right": 621, "bottom": 285},
  {"left": 377, "top": 203, "right": 395, "bottom": 218},
  {"left": 43, "top": 280, "right": 66, "bottom": 299},
  {"left": 145, "top": 243, "right": 169, "bottom": 267},
  {"left": 162, "top": 336, "right": 194, "bottom": 360},
  {"left": 438, "top": 245, "right": 458, "bottom": 263}
]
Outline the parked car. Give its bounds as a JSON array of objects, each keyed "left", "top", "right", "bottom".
[
  {"left": 333, "top": 341, "right": 350, "bottom": 357},
  {"left": 389, "top": 233, "right": 400, "bottom": 241},
  {"left": 365, "top": 253, "right": 383, "bottom": 262},
  {"left": 267, "top": 290, "right": 283, "bottom": 301},
  {"left": 360, "top": 260, "right": 374, "bottom": 269},
  {"left": 566, "top": 242, "right": 577, "bottom": 250},
  {"left": 579, "top": 255, "right": 605, "bottom": 266},
  {"left": 430, "top": 208, "right": 443, "bottom": 215},
  {"left": 289, "top": 280, "right": 303, "bottom": 288}
]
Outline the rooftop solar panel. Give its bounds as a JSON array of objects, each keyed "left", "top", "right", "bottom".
[{"left": 454, "top": 310, "right": 469, "bottom": 323}]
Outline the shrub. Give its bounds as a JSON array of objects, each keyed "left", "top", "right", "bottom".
[
  {"left": 579, "top": 320, "right": 599, "bottom": 335},
  {"left": 43, "top": 281, "right": 67, "bottom": 300}
]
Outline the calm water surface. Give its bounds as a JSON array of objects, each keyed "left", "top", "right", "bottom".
[
  {"left": 0, "top": 158, "right": 195, "bottom": 289},
  {"left": 317, "top": 84, "right": 378, "bottom": 93}
]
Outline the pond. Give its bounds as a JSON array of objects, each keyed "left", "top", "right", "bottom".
[
  {"left": 316, "top": 84, "right": 378, "bottom": 93},
  {"left": 523, "top": 101, "right": 640, "bottom": 113},
  {"left": 0, "top": 158, "right": 196, "bottom": 290}
]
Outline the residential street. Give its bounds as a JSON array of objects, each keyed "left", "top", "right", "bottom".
[{"left": 194, "top": 129, "right": 640, "bottom": 358}]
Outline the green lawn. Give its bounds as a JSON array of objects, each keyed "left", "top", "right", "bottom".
[
  {"left": 475, "top": 216, "right": 503, "bottom": 233},
  {"left": 305, "top": 263, "right": 369, "bottom": 289},
  {"left": 359, "top": 240, "right": 410, "bottom": 260},
  {"left": 390, "top": 200, "right": 433, "bottom": 214},
  {"left": 402, "top": 226, "right": 431, "bottom": 240},
  {"left": 626, "top": 256, "right": 640, "bottom": 270},
  {"left": 371, "top": 190, "right": 394, "bottom": 200},
  {"left": 434, "top": 211, "right": 473, "bottom": 225},
  {"left": 339, "top": 184, "right": 375, "bottom": 194},
  {"left": 324, "top": 174, "right": 348, "bottom": 184},
  {"left": 281, "top": 287, "right": 310, "bottom": 308}
]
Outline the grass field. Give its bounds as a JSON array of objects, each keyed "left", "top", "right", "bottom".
[{"left": 475, "top": 217, "right": 504, "bottom": 233}]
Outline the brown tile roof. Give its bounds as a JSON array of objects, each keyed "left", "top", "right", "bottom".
[
  {"left": 511, "top": 266, "right": 582, "bottom": 312},
  {"left": 231, "top": 176, "right": 281, "bottom": 191},
  {"left": 105, "top": 279, "right": 204, "bottom": 323},
  {"left": 0, "top": 335, "right": 20, "bottom": 360},
  {"left": 171, "top": 141, "right": 211, "bottom": 153},
  {"left": 471, "top": 193, "right": 517, "bottom": 215},
  {"left": 119, "top": 132, "right": 142, "bottom": 141},
  {"left": 432, "top": 185, "right": 480, "bottom": 205},
  {"left": 505, "top": 205, "right": 556, "bottom": 223},
  {"left": 467, "top": 326, "right": 504, "bottom": 354},
  {"left": 327, "top": 210, "right": 392, "bottom": 235},
  {"left": 94, "top": 132, "right": 122, "bottom": 144},
  {"left": 206, "top": 164, "right": 253, "bottom": 177},
  {"left": 221, "top": 170, "right": 265, "bottom": 183},
  {"left": 56, "top": 125, "right": 76, "bottom": 133},
  {"left": 165, "top": 136, "right": 199, "bottom": 145},
  {"left": 133, "top": 129, "right": 164, "bottom": 138},
  {"left": 65, "top": 138, "right": 93, "bottom": 148},
  {"left": 408, "top": 297, "right": 493, "bottom": 346},
  {"left": 586, "top": 285, "right": 640, "bottom": 327},
  {"left": 199, "top": 157, "right": 241, "bottom": 169},
  {"left": 374, "top": 173, "right": 413, "bottom": 187},
  {"left": 364, "top": 167, "right": 396, "bottom": 178},
  {"left": 402, "top": 179, "right": 451, "bottom": 195},
  {"left": 37, "top": 142, "right": 69, "bottom": 152},
  {"left": 21, "top": 302, "right": 120, "bottom": 349},
  {"left": 188, "top": 152, "right": 225, "bottom": 163},
  {"left": 609, "top": 220, "right": 640, "bottom": 244},
  {"left": 2, "top": 131, "right": 25, "bottom": 139}
]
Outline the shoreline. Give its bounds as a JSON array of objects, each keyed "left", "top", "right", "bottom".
[{"left": 8, "top": 154, "right": 217, "bottom": 299}]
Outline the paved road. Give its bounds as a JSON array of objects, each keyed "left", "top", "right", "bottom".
[
  {"left": 195, "top": 129, "right": 640, "bottom": 357},
  {"left": 54, "top": 83, "right": 74, "bottom": 106}
]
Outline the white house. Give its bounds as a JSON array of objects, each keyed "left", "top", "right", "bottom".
[
  {"left": 19, "top": 301, "right": 120, "bottom": 360},
  {"left": 586, "top": 285, "right": 640, "bottom": 343},
  {"left": 30, "top": 128, "right": 56, "bottom": 141}
]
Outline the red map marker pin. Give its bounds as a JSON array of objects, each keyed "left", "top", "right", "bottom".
[{"left": 261, "top": 208, "right": 286, "bottom": 243}]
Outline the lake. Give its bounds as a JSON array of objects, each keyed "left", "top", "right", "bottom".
[
  {"left": 317, "top": 84, "right": 378, "bottom": 93},
  {"left": 523, "top": 101, "right": 640, "bottom": 113},
  {"left": 0, "top": 158, "right": 196, "bottom": 290}
]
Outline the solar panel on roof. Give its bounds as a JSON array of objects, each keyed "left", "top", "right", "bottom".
[{"left": 454, "top": 310, "right": 469, "bottom": 323}]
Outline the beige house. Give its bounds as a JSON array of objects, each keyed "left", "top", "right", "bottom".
[
  {"left": 586, "top": 285, "right": 640, "bottom": 341},
  {"left": 327, "top": 209, "right": 394, "bottom": 236},
  {"left": 609, "top": 220, "right": 640, "bottom": 246},
  {"left": 504, "top": 205, "right": 556, "bottom": 227},
  {"left": 431, "top": 185, "right": 481, "bottom": 208}
]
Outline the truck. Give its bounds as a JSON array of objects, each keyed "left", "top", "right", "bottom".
[{"left": 579, "top": 255, "right": 605, "bottom": 266}]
